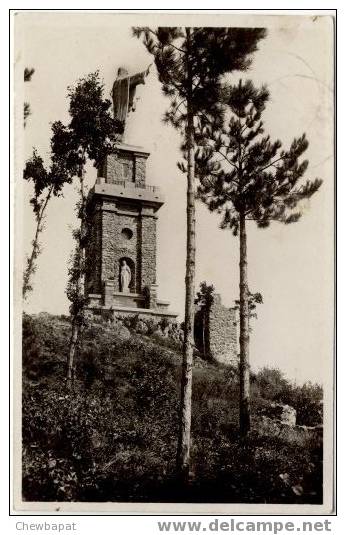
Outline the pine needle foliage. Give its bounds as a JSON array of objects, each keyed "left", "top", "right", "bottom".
[
  {"left": 134, "top": 26, "right": 267, "bottom": 480},
  {"left": 196, "top": 79, "right": 322, "bottom": 435},
  {"left": 196, "top": 79, "right": 322, "bottom": 233},
  {"left": 133, "top": 27, "right": 267, "bottom": 139}
]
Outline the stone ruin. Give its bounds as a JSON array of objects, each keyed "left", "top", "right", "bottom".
[{"left": 194, "top": 293, "right": 238, "bottom": 366}]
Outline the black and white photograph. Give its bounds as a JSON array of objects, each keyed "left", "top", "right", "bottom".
[{"left": 12, "top": 11, "right": 335, "bottom": 514}]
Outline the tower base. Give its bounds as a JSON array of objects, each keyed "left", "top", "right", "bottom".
[
  {"left": 86, "top": 304, "right": 178, "bottom": 323},
  {"left": 86, "top": 281, "right": 178, "bottom": 323}
]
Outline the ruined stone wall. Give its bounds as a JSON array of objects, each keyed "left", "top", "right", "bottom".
[{"left": 208, "top": 294, "right": 238, "bottom": 365}]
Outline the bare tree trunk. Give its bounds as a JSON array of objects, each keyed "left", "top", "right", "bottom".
[
  {"left": 67, "top": 317, "right": 78, "bottom": 387},
  {"left": 239, "top": 212, "right": 250, "bottom": 436},
  {"left": 176, "top": 27, "right": 195, "bottom": 484},
  {"left": 67, "top": 165, "right": 86, "bottom": 389},
  {"left": 23, "top": 185, "right": 54, "bottom": 299}
]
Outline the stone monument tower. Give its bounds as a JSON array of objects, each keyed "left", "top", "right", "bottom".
[{"left": 85, "top": 66, "right": 177, "bottom": 322}]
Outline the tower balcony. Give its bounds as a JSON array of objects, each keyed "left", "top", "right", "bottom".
[{"left": 93, "top": 176, "right": 164, "bottom": 210}]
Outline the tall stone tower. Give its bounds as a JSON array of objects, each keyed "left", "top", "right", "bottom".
[
  {"left": 85, "top": 66, "right": 176, "bottom": 321},
  {"left": 85, "top": 143, "right": 176, "bottom": 321}
]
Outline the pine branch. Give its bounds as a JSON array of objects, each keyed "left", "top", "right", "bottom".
[
  {"left": 216, "top": 149, "right": 239, "bottom": 171},
  {"left": 254, "top": 155, "right": 286, "bottom": 174}
]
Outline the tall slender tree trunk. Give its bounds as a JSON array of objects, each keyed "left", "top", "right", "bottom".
[
  {"left": 67, "top": 165, "right": 86, "bottom": 389},
  {"left": 23, "top": 185, "right": 54, "bottom": 299},
  {"left": 67, "top": 316, "right": 78, "bottom": 385},
  {"left": 239, "top": 212, "right": 250, "bottom": 436},
  {"left": 177, "top": 27, "right": 195, "bottom": 483}
]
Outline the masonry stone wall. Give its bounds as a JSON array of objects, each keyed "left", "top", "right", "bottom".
[
  {"left": 99, "top": 151, "right": 148, "bottom": 187},
  {"left": 140, "top": 213, "right": 157, "bottom": 289},
  {"left": 101, "top": 210, "right": 140, "bottom": 292},
  {"left": 85, "top": 197, "right": 158, "bottom": 297},
  {"left": 85, "top": 204, "right": 102, "bottom": 294},
  {"left": 104, "top": 153, "right": 135, "bottom": 183},
  {"left": 208, "top": 294, "right": 238, "bottom": 365},
  {"left": 86, "top": 146, "right": 165, "bottom": 312},
  {"left": 135, "top": 156, "right": 147, "bottom": 187}
]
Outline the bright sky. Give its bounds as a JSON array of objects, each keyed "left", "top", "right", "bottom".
[{"left": 16, "top": 12, "right": 334, "bottom": 385}]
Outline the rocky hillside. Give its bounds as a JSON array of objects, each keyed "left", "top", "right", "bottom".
[{"left": 22, "top": 313, "right": 323, "bottom": 503}]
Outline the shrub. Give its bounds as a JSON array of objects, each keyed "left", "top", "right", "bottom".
[
  {"left": 254, "top": 367, "right": 323, "bottom": 427},
  {"left": 122, "top": 314, "right": 140, "bottom": 331},
  {"left": 283, "top": 383, "right": 323, "bottom": 427},
  {"left": 21, "top": 314, "right": 323, "bottom": 503}
]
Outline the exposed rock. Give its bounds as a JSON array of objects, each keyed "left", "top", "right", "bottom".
[
  {"left": 113, "top": 322, "right": 131, "bottom": 341},
  {"left": 281, "top": 404, "right": 297, "bottom": 426},
  {"left": 253, "top": 415, "right": 322, "bottom": 446},
  {"left": 260, "top": 402, "right": 296, "bottom": 426}
]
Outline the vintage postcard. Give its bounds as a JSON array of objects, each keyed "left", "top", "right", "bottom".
[{"left": 12, "top": 10, "right": 335, "bottom": 514}]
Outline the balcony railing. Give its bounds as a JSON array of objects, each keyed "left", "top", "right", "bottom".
[{"left": 112, "top": 179, "right": 160, "bottom": 193}]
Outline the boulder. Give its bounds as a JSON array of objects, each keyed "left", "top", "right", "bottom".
[
  {"left": 113, "top": 323, "right": 131, "bottom": 341},
  {"left": 281, "top": 404, "right": 297, "bottom": 426},
  {"left": 261, "top": 402, "right": 296, "bottom": 426}
]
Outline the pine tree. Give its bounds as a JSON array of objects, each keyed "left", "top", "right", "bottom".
[
  {"left": 134, "top": 27, "right": 267, "bottom": 481},
  {"left": 196, "top": 80, "right": 322, "bottom": 435}
]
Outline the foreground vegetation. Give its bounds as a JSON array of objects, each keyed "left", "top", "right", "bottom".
[{"left": 22, "top": 313, "right": 322, "bottom": 503}]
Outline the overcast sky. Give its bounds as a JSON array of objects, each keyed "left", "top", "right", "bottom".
[{"left": 16, "top": 12, "right": 334, "bottom": 385}]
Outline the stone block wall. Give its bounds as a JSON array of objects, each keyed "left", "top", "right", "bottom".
[
  {"left": 208, "top": 294, "right": 238, "bottom": 365},
  {"left": 85, "top": 197, "right": 158, "bottom": 298},
  {"left": 86, "top": 145, "right": 165, "bottom": 312},
  {"left": 99, "top": 149, "right": 148, "bottom": 187},
  {"left": 140, "top": 213, "right": 157, "bottom": 289},
  {"left": 85, "top": 204, "right": 102, "bottom": 294},
  {"left": 135, "top": 155, "right": 147, "bottom": 187},
  {"left": 103, "top": 153, "right": 135, "bottom": 184},
  {"left": 101, "top": 209, "right": 140, "bottom": 293}
]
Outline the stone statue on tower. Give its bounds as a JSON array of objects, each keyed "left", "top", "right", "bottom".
[
  {"left": 120, "top": 260, "right": 131, "bottom": 293},
  {"left": 112, "top": 65, "right": 151, "bottom": 137},
  {"left": 85, "top": 64, "right": 177, "bottom": 323}
]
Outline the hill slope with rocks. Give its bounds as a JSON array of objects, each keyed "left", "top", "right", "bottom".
[{"left": 22, "top": 313, "right": 323, "bottom": 503}]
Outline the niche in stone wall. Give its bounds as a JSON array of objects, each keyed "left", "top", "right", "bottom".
[
  {"left": 120, "top": 154, "right": 135, "bottom": 182},
  {"left": 118, "top": 256, "right": 136, "bottom": 293},
  {"left": 121, "top": 227, "right": 133, "bottom": 240}
]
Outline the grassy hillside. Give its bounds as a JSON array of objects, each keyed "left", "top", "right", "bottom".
[{"left": 22, "top": 313, "right": 323, "bottom": 503}]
